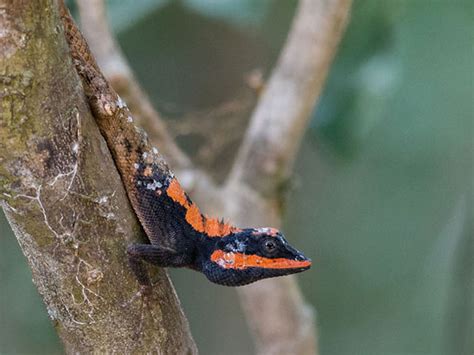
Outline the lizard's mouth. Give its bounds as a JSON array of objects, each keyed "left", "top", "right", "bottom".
[
  {"left": 210, "top": 250, "right": 312, "bottom": 270},
  {"left": 254, "top": 254, "right": 311, "bottom": 270}
]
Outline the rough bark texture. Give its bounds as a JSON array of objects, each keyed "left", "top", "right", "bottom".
[{"left": 0, "top": 1, "right": 196, "bottom": 353}]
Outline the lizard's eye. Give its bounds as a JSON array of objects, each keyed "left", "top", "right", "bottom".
[{"left": 262, "top": 238, "right": 278, "bottom": 255}]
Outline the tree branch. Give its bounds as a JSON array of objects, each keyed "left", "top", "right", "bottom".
[
  {"left": 219, "top": 1, "right": 352, "bottom": 354},
  {"left": 228, "top": 0, "right": 352, "bottom": 197},
  {"left": 0, "top": 1, "right": 196, "bottom": 353}
]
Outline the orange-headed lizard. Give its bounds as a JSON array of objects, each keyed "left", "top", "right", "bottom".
[{"left": 59, "top": 2, "right": 311, "bottom": 288}]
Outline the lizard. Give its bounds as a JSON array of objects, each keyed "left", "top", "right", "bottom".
[{"left": 58, "top": 1, "right": 311, "bottom": 288}]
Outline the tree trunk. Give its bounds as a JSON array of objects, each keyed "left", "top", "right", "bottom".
[{"left": 0, "top": 0, "right": 196, "bottom": 353}]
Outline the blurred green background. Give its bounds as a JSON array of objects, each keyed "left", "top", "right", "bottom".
[{"left": 1, "top": 0, "right": 472, "bottom": 354}]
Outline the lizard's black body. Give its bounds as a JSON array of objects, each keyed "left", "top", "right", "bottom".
[
  {"left": 129, "top": 163, "right": 311, "bottom": 286},
  {"left": 59, "top": 2, "right": 311, "bottom": 287}
]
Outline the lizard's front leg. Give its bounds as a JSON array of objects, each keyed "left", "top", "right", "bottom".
[
  {"left": 124, "top": 243, "right": 187, "bottom": 318},
  {"left": 127, "top": 243, "right": 188, "bottom": 288}
]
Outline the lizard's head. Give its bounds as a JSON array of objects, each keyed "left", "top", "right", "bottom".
[{"left": 202, "top": 227, "right": 311, "bottom": 286}]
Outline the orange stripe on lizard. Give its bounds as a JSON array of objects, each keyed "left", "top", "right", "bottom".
[
  {"left": 167, "top": 178, "right": 188, "bottom": 206},
  {"left": 166, "top": 178, "right": 240, "bottom": 237},
  {"left": 186, "top": 204, "right": 204, "bottom": 233},
  {"left": 210, "top": 250, "right": 312, "bottom": 270}
]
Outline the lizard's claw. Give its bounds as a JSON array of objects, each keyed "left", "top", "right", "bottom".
[
  {"left": 121, "top": 284, "right": 152, "bottom": 308},
  {"left": 122, "top": 284, "right": 155, "bottom": 340}
]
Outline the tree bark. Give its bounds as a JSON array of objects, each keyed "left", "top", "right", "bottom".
[{"left": 0, "top": 1, "right": 196, "bottom": 353}]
